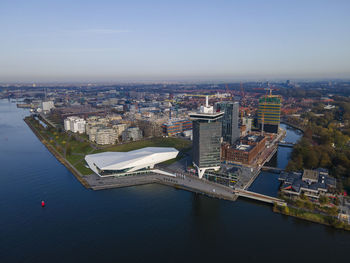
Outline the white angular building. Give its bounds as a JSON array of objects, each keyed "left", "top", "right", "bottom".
[
  {"left": 85, "top": 147, "right": 179, "bottom": 176},
  {"left": 64, "top": 116, "right": 86, "bottom": 134}
]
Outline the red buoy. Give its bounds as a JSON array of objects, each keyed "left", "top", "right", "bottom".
[{"left": 41, "top": 201, "right": 45, "bottom": 207}]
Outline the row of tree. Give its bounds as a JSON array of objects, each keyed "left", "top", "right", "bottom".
[{"left": 286, "top": 98, "right": 350, "bottom": 191}]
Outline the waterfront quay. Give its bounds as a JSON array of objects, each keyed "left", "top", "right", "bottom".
[
  {"left": 24, "top": 114, "right": 286, "bottom": 206},
  {"left": 85, "top": 171, "right": 238, "bottom": 201}
]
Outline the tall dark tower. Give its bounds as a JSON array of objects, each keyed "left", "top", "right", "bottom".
[
  {"left": 216, "top": 101, "right": 240, "bottom": 144},
  {"left": 190, "top": 96, "right": 224, "bottom": 179}
]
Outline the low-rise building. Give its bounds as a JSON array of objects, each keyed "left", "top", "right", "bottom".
[
  {"left": 279, "top": 168, "right": 336, "bottom": 199},
  {"left": 162, "top": 118, "right": 192, "bottom": 136}
]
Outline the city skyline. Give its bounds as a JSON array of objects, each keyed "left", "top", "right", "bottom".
[{"left": 1, "top": 0, "right": 350, "bottom": 82}]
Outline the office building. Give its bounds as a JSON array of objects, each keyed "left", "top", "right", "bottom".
[
  {"left": 216, "top": 101, "right": 240, "bottom": 144},
  {"left": 162, "top": 118, "right": 192, "bottom": 136},
  {"left": 257, "top": 91, "right": 282, "bottom": 133},
  {"left": 190, "top": 96, "right": 224, "bottom": 178}
]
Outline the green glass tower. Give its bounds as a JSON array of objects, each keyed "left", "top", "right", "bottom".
[{"left": 257, "top": 94, "right": 281, "bottom": 133}]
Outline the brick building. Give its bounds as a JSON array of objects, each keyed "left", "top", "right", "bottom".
[{"left": 221, "top": 135, "right": 267, "bottom": 165}]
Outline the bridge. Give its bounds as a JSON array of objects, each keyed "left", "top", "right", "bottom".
[
  {"left": 261, "top": 166, "right": 284, "bottom": 173},
  {"left": 234, "top": 189, "right": 286, "bottom": 206},
  {"left": 278, "top": 141, "right": 295, "bottom": 148}
]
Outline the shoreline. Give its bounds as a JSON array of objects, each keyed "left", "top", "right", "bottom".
[
  {"left": 24, "top": 115, "right": 349, "bottom": 231},
  {"left": 273, "top": 204, "right": 350, "bottom": 231},
  {"left": 24, "top": 116, "right": 238, "bottom": 201},
  {"left": 24, "top": 117, "right": 91, "bottom": 189}
]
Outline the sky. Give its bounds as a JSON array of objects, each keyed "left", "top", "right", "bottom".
[{"left": 0, "top": 0, "right": 350, "bottom": 82}]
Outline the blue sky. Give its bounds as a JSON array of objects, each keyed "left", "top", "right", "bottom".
[{"left": 0, "top": 0, "right": 349, "bottom": 82}]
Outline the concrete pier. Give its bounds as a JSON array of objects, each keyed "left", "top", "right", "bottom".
[{"left": 85, "top": 171, "right": 238, "bottom": 201}]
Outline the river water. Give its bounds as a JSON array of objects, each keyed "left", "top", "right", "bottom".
[{"left": 0, "top": 100, "right": 349, "bottom": 263}]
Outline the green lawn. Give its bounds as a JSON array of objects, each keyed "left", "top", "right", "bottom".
[
  {"left": 74, "top": 161, "right": 94, "bottom": 175},
  {"left": 94, "top": 137, "right": 192, "bottom": 153},
  {"left": 28, "top": 117, "right": 192, "bottom": 176}
]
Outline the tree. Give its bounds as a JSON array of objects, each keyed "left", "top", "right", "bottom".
[
  {"left": 295, "top": 154, "right": 304, "bottom": 170},
  {"left": 319, "top": 195, "right": 329, "bottom": 205},
  {"left": 319, "top": 152, "right": 331, "bottom": 168},
  {"left": 66, "top": 144, "right": 72, "bottom": 156},
  {"left": 305, "top": 150, "right": 318, "bottom": 169}
]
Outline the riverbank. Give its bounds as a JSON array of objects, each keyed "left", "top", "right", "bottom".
[
  {"left": 24, "top": 117, "right": 91, "bottom": 188},
  {"left": 24, "top": 113, "right": 350, "bottom": 230},
  {"left": 273, "top": 203, "right": 350, "bottom": 231},
  {"left": 24, "top": 115, "right": 239, "bottom": 201}
]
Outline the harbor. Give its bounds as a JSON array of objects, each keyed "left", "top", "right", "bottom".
[{"left": 24, "top": 111, "right": 286, "bottom": 206}]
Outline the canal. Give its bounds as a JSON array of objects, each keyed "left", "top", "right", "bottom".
[
  {"left": 249, "top": 123, "right": 303, "bottom": 196},
  {"left": 0, "top": 100, "right": 349, "bottom": 263}
]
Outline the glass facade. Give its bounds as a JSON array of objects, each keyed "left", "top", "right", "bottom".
[
  {"left": 193, "top": 121, "right": 222, "bottom": 168},
  {"left": 257, "top": 95, "right": 282, "bottom": 133},
  {"left": 162, "top": 118, "right": 192, "bottom": 136},
  {"left": 216, "top": 101, "right": 240, "bottom": 144}
]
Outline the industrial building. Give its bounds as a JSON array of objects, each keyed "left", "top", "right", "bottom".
[
  {"left": 64, "top": 116, "right": 86, "bottom": 134},
  {"left": 216, "top": 101, "right": 240, "bottom": 144},
  {"left": 190, "top": 96, "right": 224, "bottom": 178},
  {"left": 257, "top": 91, "right": 282, "bottom": 133},
  {"left": 162, "top": 118, "right": 192, "bottom": 136},
  {"left": 85, "top": 147, "right": 179, "bottom": 176}
]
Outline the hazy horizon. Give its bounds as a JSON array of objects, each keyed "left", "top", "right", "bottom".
[{"left": 1, "top": 0, "right": 350, "bottom": 82}]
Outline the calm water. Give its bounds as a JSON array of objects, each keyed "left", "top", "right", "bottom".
[{"left": 0, "top": 100, "right": 349, "bottom": 263}]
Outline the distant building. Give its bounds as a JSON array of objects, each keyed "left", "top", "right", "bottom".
[
  {"left": 190, "top": 96, "right": 224, "bottom": 178},
  {"left": 162, "top": 118, "right": 192, "bottom": 136},
  {"left": 257, "top": 91, "right": 282, "bottom": 133},
  {"left": 85, "top": 116, "right": 127, "bottom": 144},
  {"left": 221, "top": 134, "right": 267, "bottom": 165},
  {"left": 41, "top": 101, "right": 55, "bottom": 112},
  {"left": 64, "top": 116, "right": 86, "bottom": 134},
  {"left": 122, "top": 127, "right": 143, "bottom": 142},
  {"left": 279, "top": 168, "right": 336, "bottom": 199},
  {"left": 216, "top": 101, "right": 240, "bottom": 144},
  {"left": 324, "top": 104, "right": 335, "bottom": 110}
]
